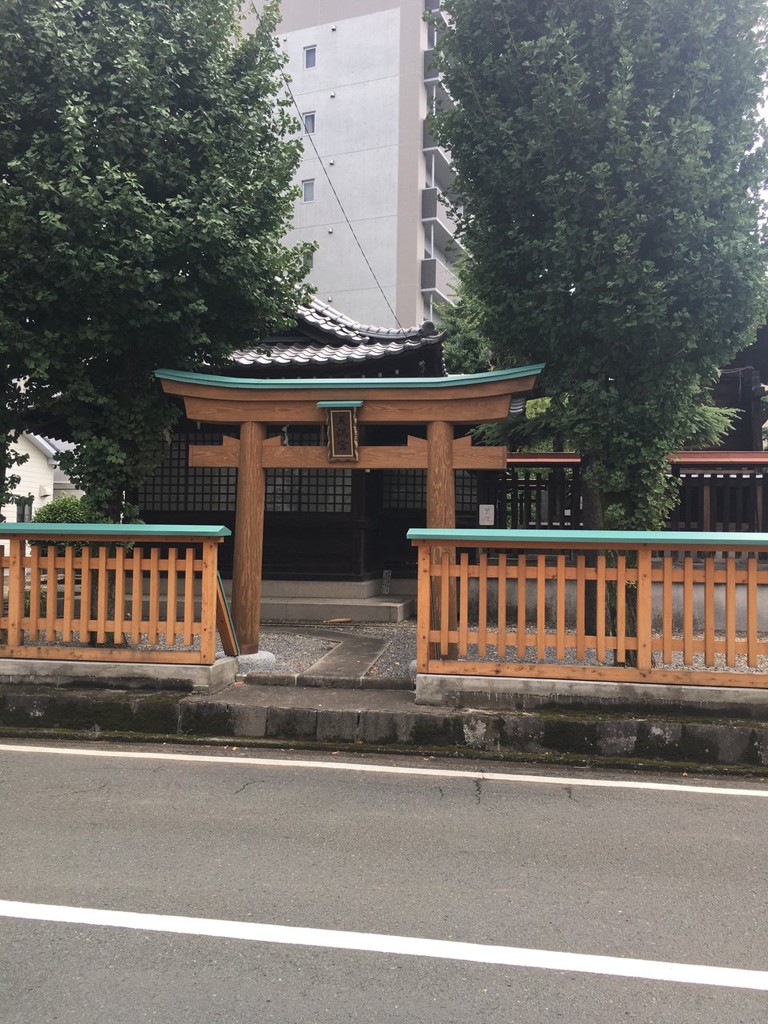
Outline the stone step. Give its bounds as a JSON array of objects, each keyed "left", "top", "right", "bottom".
[
  {"left": 260, "top": 595, "right": 415, "bottom": 623},
  {"left": 217, "top": 578, "right": 415, "bottom": 624},
  {"left": 262, "top": 579, "right": 416, "bottom": 599}
]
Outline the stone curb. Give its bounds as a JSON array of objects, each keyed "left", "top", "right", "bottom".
[
  {"left": 3, "top": 684, "right": 768, "bottom": 768},
  {"left": 242, "top": 671, "right": 413, "bottom": 691}
]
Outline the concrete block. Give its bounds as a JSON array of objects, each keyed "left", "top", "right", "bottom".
[
  {"left": 0, "top": 688, "right": 183, "bottom": 735},
  {"left": 178, "top": 700, "right": 234, "bottom": 737},
  {"left": 499, "top": 715, "right": 546, "bottom": 753},
  {"left": 261, "top": 596, "right": 414, "bottom": 623},
  {"left": 413, "top": 675, "right": 452, "bottom": 706},
  {"left": 0, "top": 690, "right": 52, "bottom": 726},
  {"left": 636, "top": 721, "right": 684, "bottom": 759},
  {"left": 541, "top": 717, "right": 600, "bottom": 755},
  {"left": 750, "top": 728, "right": 768, "bottom": 765},
  {"left": 460, "top": 714, "right": 500, "bottom": 750},
  {"left": 401, "top": 712, "right": 467, "bottom": 747},
  {"left": 232, "top": 704, "right": 268, "bottom": 738},
  {"left": 316, "top": 710, "right": 359, "bottom": 743},
  {"left": 205, "top": 658, "right": 238, "bottom": 694},
  {"left": 681, "top": 723, "right": 752, "bottom": 765},
  {"left": 595, "top": 720, "right": 639, "bottom": 757},
  {"left": 265, "top": 707, "right": 317, "bottom": 740},
  {"left": 358, "top": 710, "right": 399, "bottom": 744},
  {"left": 243, "top": 672, "right": 297, "bottom": 687},
  {"left": 0, "top": 656, "right": 237, "bottom": 695},
  {"left": 262, "top": 579, "right": 381, "bottom": 599},
  {"left": 415, "top": 672, "right": 768, "bottom": 720}
]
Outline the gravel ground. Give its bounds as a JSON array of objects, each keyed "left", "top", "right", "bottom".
[
  {"left": 259, "top": 622, "right": 418, "bottom": 679},
  {"left": 257, "top": 622, "right": 768, "bottom": 679},
  {"left": 258, "top": 630, "right": 338, "bottom": 673}
]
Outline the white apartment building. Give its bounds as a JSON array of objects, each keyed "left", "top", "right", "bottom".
[{"left": 244, "top": 0, "right": 459, "bottom": 328}]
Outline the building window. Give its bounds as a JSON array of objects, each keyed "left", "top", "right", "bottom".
[
  {"left": 15, "top": 495, "right": 34, "bottom": 523},
  {"left": 136, "top": 431, "right": 237, "bottom": 513},
  {"left": 382, "top": 470, "right": 425, "bottom": 511},
  {"left": 381, "top": 470, "right": 477, "bottom": 512},
  {"left": 266, "top": 469, "right": 352, "bottom": 513},
  {"left": 303, "top": 111, "right": 316, "bottom": 134},
  {"left": 302, "top": 179, "right": 315, "bottom": 203},
  {"left": 304, "top": 45, "right": 316, "bottom": 69}
]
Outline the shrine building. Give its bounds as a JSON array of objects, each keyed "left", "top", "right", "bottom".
[{"left": 138, "top": 300, "right": 543, "bottom": 648}]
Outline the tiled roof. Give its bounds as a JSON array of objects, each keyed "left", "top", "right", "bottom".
[{"left": 230, "top": 299, "right": 444, "bottom": 367}]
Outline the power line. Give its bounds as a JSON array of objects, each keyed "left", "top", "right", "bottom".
[{"left": 247, "top": 2, "right": 403, "bottom": 327}]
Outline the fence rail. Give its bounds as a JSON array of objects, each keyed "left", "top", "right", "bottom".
[
  {"left": 408, "top": 528, "right": 768, "bottom": 688},
  {"left": 0, "top": 524, "right": 229, "bottom": 665}
]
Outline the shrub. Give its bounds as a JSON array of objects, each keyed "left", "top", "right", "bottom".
[{"left": 32, "top": 495, "right": 91, "bottom": 524}]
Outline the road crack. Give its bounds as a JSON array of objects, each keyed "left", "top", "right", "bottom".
[
  {"left": 234, "top": 778, "right": 260, "bottom": 795},
  {"left": 70, "top": 782, "right": 108, "bottom": 796}
]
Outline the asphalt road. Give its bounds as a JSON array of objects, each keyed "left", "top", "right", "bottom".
[{"left": 1, "top": 741, "right": 767, "bottom": 1023}]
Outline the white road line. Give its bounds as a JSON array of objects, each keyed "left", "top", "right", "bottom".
[
  {"left": 0, "top": 742, "right": 766, "bottom": 798},
  {"left": 0, "top": 899, "right": 766, "bottom": 991}
]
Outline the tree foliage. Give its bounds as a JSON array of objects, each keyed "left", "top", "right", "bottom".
[
  {"left": 439, "top": 293, "right": 494, "bottom": 374},
  {"left": 0, "top": 0, "right": 310, "bottom": 518},
  {"left": 433, "top": 0, "right": 768, "bottom": 528}
]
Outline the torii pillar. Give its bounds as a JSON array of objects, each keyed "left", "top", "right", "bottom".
[
  {"left": 155, "top": 365, "right": 544, "bottom": 653},
  {"left": 231, "top": 421, "right": 266, "bottom": 652}
]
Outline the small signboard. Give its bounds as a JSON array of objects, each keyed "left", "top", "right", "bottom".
[
  {"left": 327, "top": 407, "right": 359, "bottom": 461},
  {"left": 478, "top": 503, "right": 495, "bottom": 526}
]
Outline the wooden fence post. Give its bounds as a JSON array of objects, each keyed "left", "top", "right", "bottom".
[
  {"left": 199, "top": 539, "right": 218, "bottom": 665},
  {"left": 7, "top": 537, "right": 25, "bottom": 648},
  {"left": 416, "top": 541, "right": 431, "bottom": 672},
  {"left": 636, "top": 545, "right": 653, "bottom": 671}
]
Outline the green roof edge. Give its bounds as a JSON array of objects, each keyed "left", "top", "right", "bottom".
[
  {"left": 407, "top": 528, "right": 768, "bottom": 547},
  {"left": 154, "top": 365, "right": 545, "bottom": 391},
  {"left": 0, "top": 524, "right": 231, "bottom": 538}
]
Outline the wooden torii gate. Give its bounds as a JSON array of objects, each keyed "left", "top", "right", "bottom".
[{"left": 156, "top": 365, "right": 543, "bottom": 652}]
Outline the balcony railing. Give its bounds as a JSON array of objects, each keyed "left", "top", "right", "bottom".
[
  {"left": 424, "top": 48, "right": 438, "bottom": 82},
  {"left": 421, "top": 256, "right": 457, "bottom": 300}
]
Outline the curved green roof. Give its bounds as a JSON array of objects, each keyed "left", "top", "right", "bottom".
[{"left": 155, "top": 365, "right": 544, "bottom": 391}]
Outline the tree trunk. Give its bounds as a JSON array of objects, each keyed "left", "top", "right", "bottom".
[{"left": 580, "top": 462, "right": 603, "bottom": 639}]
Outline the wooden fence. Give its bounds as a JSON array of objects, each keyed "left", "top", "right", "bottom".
[
  {"left": 667, "top": 453, "right": 768, "bottom": 533},
  {"left": 0, "top": 524, "right": 230, "bottom": 665},
  {"left": 506, "top": 454, "right": 581, "bottom": 529},
  {"left": 505, "top": 452, "right": 768, "bottom": 533},
  {"left": 408, "top": 528, "right": 768, "bottom": 688}
]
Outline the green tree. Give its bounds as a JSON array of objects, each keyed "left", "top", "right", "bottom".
[
  {"left": 439, "top": 293, "right": 494, "bottom": 374},
  {"left": 433, "top": 0, "right": 768, "bottom": 529},
  {"left": 0, "top": 0, "right": 310, "bottom": 519}
]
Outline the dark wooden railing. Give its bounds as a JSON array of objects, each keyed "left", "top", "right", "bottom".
[
  {"left": 506, "top": 453, "right": 581, "bottom": 529},
  {"left": 505, "top": 452, "right": 768, "bottom": 533},
  {"left": 667, "top": 452, "right": 768, "bottom": 533}
]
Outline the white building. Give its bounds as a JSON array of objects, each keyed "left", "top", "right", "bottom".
[
  {"left": 244, "top": 0, "right": 459, "bottom": 329},
  {"left": 0, "top": 434, "right": 78, "bottom": 524}
]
